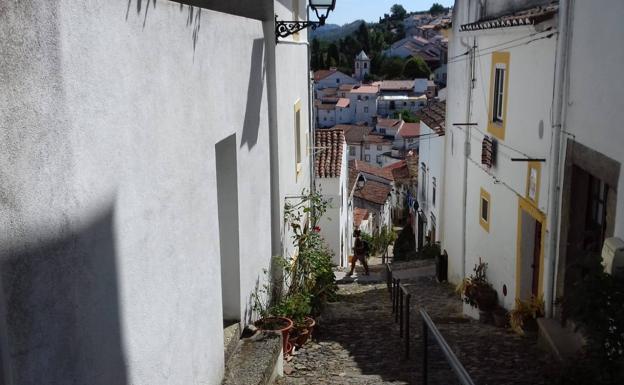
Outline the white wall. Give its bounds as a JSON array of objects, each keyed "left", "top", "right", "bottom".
[
  {"left": 442, "top": 0, "right": 557, "bottom": 311},
  {"left": 316, "top": 72, "right": 357, "bottom": 90},
  {"left": 563, "top": 0, "right": 624, "bottom": 237},
  {"left": 0, "top": 1, "right": 284, "bottom": 384},
  {"left": 418, "top": 121, "right": 445, "bottom": 242}
]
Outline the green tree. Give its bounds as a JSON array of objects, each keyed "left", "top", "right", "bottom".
[
  {"left": 355, "top": 22, "right": 370, "bottom": 53},
  {"left": 402, "top": 56, "right": 432, "bottom": 78},
  {"left": 390, "top": 4, "right": 407, "bottom": 20},
  {"left": 429, "top": 3, "right": 445, "bottom": 16},
  {"left": 311, "top": 38, "right": 321, "bottom": 70},
  {"left": 392, "top": 109, "right": 419, "bottom": 123},
  {"left": 327, "top": 43, "right": 340, "bottom": 67},
  {"left": 381, "top": 56, "right": 405, "bottom": 79}
]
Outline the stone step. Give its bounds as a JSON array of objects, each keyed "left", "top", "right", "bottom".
[
  {"left": 224, "top": 321, "right": 241, "bottom": 364},
  {"left": 222, "top": 332, "right": 283, "bottom": 385},
  {"left": 537, "top": 318, "right": 585, "bottom": 362}
]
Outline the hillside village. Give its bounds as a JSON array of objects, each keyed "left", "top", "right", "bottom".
[{"left": 0, "top": 1, "right": 623, "bottom": 385}]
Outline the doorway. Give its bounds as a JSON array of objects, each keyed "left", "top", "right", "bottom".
[
  {"left": 216, "top": 135, "right": 241, "bottom": 324},
  {"left": 516, "top": 198, "right": 545, "bottom": 301}
]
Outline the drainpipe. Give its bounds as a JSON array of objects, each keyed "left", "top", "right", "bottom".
[
  {"left": 546, "top": 0, "right": 571, "bottom": 319},
  {"left": 458, "top": 31, "right": 475, "bottom": 280}
]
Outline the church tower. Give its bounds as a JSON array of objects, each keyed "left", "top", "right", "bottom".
[{"left": 354, "top": 50, "right": 370, "bottom": 80}]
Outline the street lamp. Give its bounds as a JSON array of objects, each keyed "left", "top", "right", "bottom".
[{"left": 275, "top": 0, "right": 337, "bottom": 42}]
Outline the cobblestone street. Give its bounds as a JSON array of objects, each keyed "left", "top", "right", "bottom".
[{"left": 276, "top": 260, "right": 558, "bottom": 385}]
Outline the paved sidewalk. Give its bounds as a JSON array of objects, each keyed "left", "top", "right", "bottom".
[{"left": 276, "top": 259, "right": 558, "bottom": 385}]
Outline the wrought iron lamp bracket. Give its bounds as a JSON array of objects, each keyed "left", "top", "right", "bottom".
[{"left": 275, "top": 15, "right": 324, "bottom": 43}]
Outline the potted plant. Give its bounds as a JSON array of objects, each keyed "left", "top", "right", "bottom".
[
  {"left": 509, "top": 295, "right": 544, "bottom": 335},
  {"left": 457, "top": 258, "right": 498, "bottom": 322}
]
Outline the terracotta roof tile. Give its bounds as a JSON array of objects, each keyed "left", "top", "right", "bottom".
[
  {"left": 352, "top": 160, "right": 394, "bottom": 181},
  {"left": 460, "top": 2, "right": 558, "bottom": 31},
  {"left": 314, "top": 69, "right": 337, "bottom": 81},
  {"left": 354, "top": 179, "right": 392, "bottom": 205},
  {"left": 377, "top": 118, "right": 403, "bottom": 128},
  {"left": 419, "top": 101, "right": 446, "bottom": 134},
  {"left": 399, "top": 122, "right": 421, "bottom": 138},
  {"left": 336, "top": 98, "right": 350, "bottom": 108},
  {"left": 350, "top": 85, "right": 379, "bottom": 94},
  {"left": 354, "top": 208, "right": 369, "bottom": 227},
  {"left": 380, "top": 80, "right": 415, "bottom": 91},
  {"left": 315, "top": 129, "right": 345, "bottom": 178}
]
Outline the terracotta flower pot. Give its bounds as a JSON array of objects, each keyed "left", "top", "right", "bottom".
[
  {"left": 304, "top": 316, "right": 316, "bottom": 339},
  {"left": 254, "top": 316, "right": 293, "bottom": 356},
  {"left": 476, "top": 286, "right": 498, "bottom": 311}
]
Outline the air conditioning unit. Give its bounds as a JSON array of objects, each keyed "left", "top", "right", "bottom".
[{"left": 601, "top": 237, "right": 624, "bottom": 277}]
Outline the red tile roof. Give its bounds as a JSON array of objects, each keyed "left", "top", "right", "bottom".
[
  {"left": 352, "top": 160, "right": 394, "bottom": 181},
  {"left": 377, "top": 118, "right": 403, "bottom": 129},
  {"left": 380, "top": 80, "right": 415, "bottom": 91},
  {"left": 354, "top": 208, "right": 370, "bottom": 227},
  {"left": 350, "top": 85, "right": 379, "bottom": 94},
  {"left": 399, "top": 122, "right": 421, "bottom": 138},
  {"left": 314, "top": 69, "right": 337, "bottom": 81},
  {"left": 419, "top": 100, "right": 446, "bottom": 134},
  {"left": 336, "top": 98, "right": 350, "bottom": 108},
  {"left": 315, "top": 129, "right": 345, "bottom": 178},
  {"left": 354, "top": 179, "right": 392, "bottom": 205}
]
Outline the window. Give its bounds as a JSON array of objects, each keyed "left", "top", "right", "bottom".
[
  {"left": 479, "top": 188, "right": 490, "bottom": 232},
  {"left": 377, "top": 145, "right": 382, "bottom": 151},
  {"left": 365, "top": 154, "right": 370, "bottom": 162},
  {"left": 586, "top": 175, "right": 609, "bottom": 248},
  {"left": 379, "top": 128, "right": 386, "bottom": 134},
  {"left": 364, "top": 106, "right": 369, "bottom": 113},
  {"left": 493, "top": 67, "right": 505, "bottom": 122},
  {"left": 336, "top": 78, "right": 340, "bottom": 84},
  {"left": 358, "top": 95, "right": 362, "bottom": 101},
  {"left": 349, "top": 146, "right": 355, "bottom": 156},
  {"left": 356, "top": 62, "right": 360, "bottom": 69},
  {"left": 488, "top": 52, "right": 510, "bottom": 140},
  {"left": 294, "top": 99, "right": 302, "bottom": 177},
  {"left": 364, "top": 96, "right": 369, "bottom": 101},
  {"left": 364, "top": 144, "right": 370, "bottom": 150},
  {"left": 364, "top": 62, "right": 368, "bottom": 69},
  {"left": 432, "top": 177, "right": 437, "bottom": 207}
]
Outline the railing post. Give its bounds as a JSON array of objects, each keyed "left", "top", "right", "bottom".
[
  {"left": 399, "top": 288, "right": 404, "bottom": 337},
  {"left": 394, "top": 279, "right": 401, "bottom": 323},
  {"left": 423, "top": 317, "right": 428, "bottom": 385},
  {"left": 405, "top": 293, "right": 411, "bottom": 359},
  {"left": 391, "top": 278, "right": 396, "bottom": 314}
]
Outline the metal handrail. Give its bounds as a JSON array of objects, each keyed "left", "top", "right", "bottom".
[
  {"left": 420, "top": 309, "right": 475, "bottom": 385},
  {"left": 387, "top": 263, "right": 411, "bottom": 359}
]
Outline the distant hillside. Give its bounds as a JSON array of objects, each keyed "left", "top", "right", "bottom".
[{"left": 310, "top": 20, "right": 366, "bottom": 41}]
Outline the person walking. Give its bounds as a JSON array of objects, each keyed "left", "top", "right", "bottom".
[{"left": 347, "top": 231, "right": 370, "bottom": 276}]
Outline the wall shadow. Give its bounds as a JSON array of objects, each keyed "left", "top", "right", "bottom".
[
  {"left": 0, "top": 207, "right": 128, "bottom": 385},
  {"left": 240, "top": 38, "right": 266, "bottom": 150}
]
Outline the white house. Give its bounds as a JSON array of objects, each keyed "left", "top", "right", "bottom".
[
  {"left": 442, "top": 0, "right": 560, "bottom": 316},
  {"left": 347, "top": 85, "right": 379, "bottom": 125},
  {"left": 340, "top": 125, "right": 393, "bottom": 167},
  {"left": 415, "top": 101, "right": 446, "bottom": 250},
  {"left": 314, "top": 129, "right": 349, "bottom": 267},
  {"left": 375, "top": 118, "right": 403, "bottom": 137},
  {"left": 377, "top": 95, "right": 428, "bottom": 118},
  {"left": 314, "top": 68, "right": 358, "bottom": 91},
  {"left": 0, "top": 1, "right": 313, "bottom": 384},
  {"left": 394, "top": 122, "right": 421, "bottom": 155}
]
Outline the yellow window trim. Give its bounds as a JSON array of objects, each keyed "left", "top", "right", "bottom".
[
  {"left": 294, "top": 99, "right": 302, "bottom": 180},
  {"left": 515, "top": 197, "right": 547, "bottom": 301},
  {"left": 526, "top": 161, "right": 542, "bottom": 205},
  {"left": 479, "top": 188, "right": 491, "bottom": 232},
  {"left": 487, "top": 51, "right": 510, "bottom": 141}
]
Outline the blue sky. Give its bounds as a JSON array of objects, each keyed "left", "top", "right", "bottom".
[{"left": 327, "top": 0, "right": 455, "bottom": 26}]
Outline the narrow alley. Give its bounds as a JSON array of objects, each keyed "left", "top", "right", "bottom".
[{"left": 277, "top": 259, "right": 557, "bottom": 385}]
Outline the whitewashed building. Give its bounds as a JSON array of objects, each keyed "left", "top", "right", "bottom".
[
  {"left": 314, "top": 68, "right": 358, "bottom": 91},
  {"left": 442, "top": 0, "right": 560, "bottom": 316},
  {"left": 0, "top": 1, "right": 313, "bottom": 384},
  {"left": 314, "top": 129, "right": 349, "bottom": 267},
  {"left": 347, "top": 85, "right": 379, "bottom": 125},
  {"left": 415, "top": 101, "right": 446, "bottom": 250}
]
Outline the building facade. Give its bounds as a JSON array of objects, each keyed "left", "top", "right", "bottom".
[{"left": 0, "top": 1, "right": 313, "bottom": 384}]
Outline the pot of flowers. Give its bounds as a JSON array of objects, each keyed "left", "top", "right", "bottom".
[
  {"left": 458, "top": 259, "right": 498, "bottom": 323},
  {"left": 509, "top": 295, "right": 545, "bottom": 335},
  {"left": 254, "top": 316, "right": 294, "bottom": 354}
]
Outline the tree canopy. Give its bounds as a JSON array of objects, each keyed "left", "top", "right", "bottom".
[
  {"left": 390, "top": 4, "right": 407, "bottom": 20},
  {"left": 429, "top": 3, "right": 445, "bottom": 15},
  {"left": 403, "top": 57, "right": 432, "bottom": 79}
]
